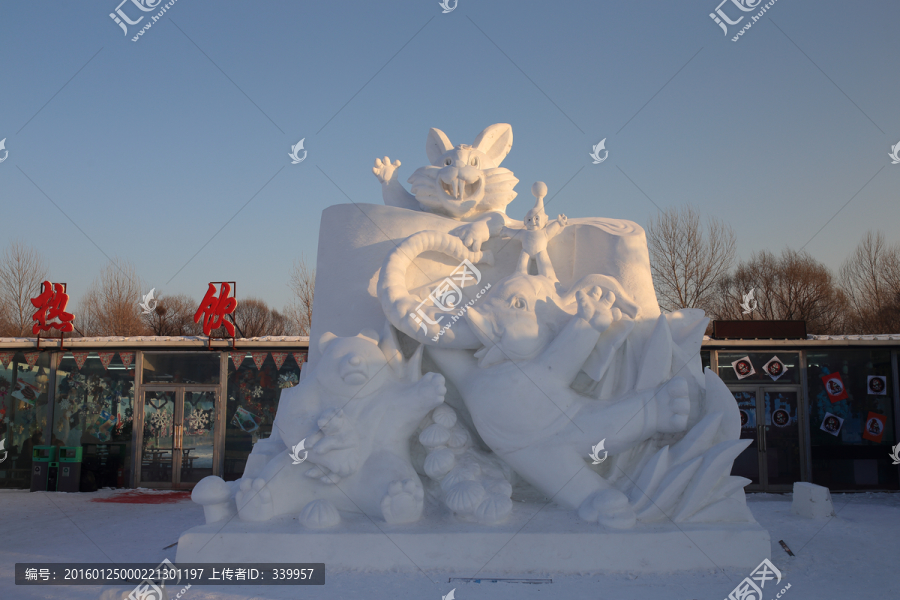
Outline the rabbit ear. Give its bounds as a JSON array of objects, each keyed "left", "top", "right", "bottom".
[
  {"left": 472, "top": 123, "right": 513, "bottom": 166},
  {"left": 426, "top": 128, "right": 454, "bottom": 165}
]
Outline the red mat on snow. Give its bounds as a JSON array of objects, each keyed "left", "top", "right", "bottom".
[{"left": 92, "top": 490, "right": 192, "bottom": 504}]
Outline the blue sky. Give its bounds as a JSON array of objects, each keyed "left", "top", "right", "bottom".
[{"left": 1, "top": 0, "right": 897, "bottom": 311}]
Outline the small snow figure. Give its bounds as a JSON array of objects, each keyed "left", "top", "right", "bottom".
[{"left": 502, "top": 181, "right": 567, "bottom": 282}]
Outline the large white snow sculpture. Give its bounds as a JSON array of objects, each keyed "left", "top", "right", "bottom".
[{"left": 184, "top": 123, "right": 767, "bottom": 571}]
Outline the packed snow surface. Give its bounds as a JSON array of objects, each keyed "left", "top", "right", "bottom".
[{"left": 1, "top": 488, "right": 897, "bottom": 599}]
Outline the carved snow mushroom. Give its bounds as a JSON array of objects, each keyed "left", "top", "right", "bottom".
[
  {"left": 419, "top": 423, "right": 451, "bottom": 448},
  {"left": 300, "top": 499, "right": 341, "bottom": 529},
  {"left": 445, "top": 480, "right": 486, "bottom": 514},
  {"left": 192, "top": 476, "right": 236, "bottom": 525},
  {"left": 431, "top": 404, "right": 457, "bottom": 429},
  {"left": 424, "top": 447, "right": 456, "bottom": 480},
  {"left": 475, "top": 493, "right": 513, "bottom": 525}
]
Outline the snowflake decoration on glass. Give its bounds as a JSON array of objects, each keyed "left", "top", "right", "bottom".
[
  {"left": 187, "top": 408, "right": 210, "bottom": 433},
  {"left": 252, "top": 386, "right": 263, "bottom": 398},
  {"left": 278, "top": 372, "right": 299, "bottom": 388},
  {"left": 149, "top": 410, "right": 171, "bottom": 432}
]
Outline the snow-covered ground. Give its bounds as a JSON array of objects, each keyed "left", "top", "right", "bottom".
[{"left": 1, "top": 488, "right": 897, "bottom": 600}]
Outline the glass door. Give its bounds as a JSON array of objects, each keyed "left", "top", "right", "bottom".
[
  {"left": 140, "top": 390, "right": 176, "bottom": 485},
  {"left": 730, "top": 386, "right": 802, "bottom": 491},
  {"left": 763, "top": 389, "right": 802, "bottom": 488},
  {"left": 139, "top": 387, "right": 218, "bottom": 488},
  {"left": 180, "top": 390, "right": 217, "bottom": 484}
]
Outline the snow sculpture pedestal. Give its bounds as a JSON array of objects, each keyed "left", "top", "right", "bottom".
[{"left": 177, "top": 502, "right": 769, "bottom": 573}]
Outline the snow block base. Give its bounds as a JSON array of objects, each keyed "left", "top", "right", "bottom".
[
  {"left": 176, "top": 505, "right": 770, "bottom": 573},
  {"left": 791, "top": 482, "right": 835, "bottom": 519}
]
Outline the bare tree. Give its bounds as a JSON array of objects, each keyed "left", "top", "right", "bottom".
[
  {"left": 77, "top": 259, "right": 147, "bottom": 336},
  {"left": 144, "top": 293, "right": 202, "bottom": 336},
  {"left": 231, "top": 297, "right": 271, "bottom": 338},
  {"left": 646, "top": 205, "right": 736, "bottom": 314},
  {"left": 715, "top": 248, "right": 848, "bottom": 334},
  {"left": 839, "top": 230, "right": 900, "bottom": 333},
  {"left": 286, "top": 256, "right": 315, "bottom": 336},
  {"left": 0, "top": 240, "right": 50, "bottom": 336}
]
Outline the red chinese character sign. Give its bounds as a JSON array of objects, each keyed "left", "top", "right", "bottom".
[
  {"left": 30, "top": 281, "right": 74, "bottom": 334},
  {"left": 194, "top": 282, "right": 238, "bottom": 337}
]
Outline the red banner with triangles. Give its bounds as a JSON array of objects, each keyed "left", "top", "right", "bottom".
[
  {"left": 271, "top": 352, "right": 288, "bottom": 370},
  {"left": 98, "top": 352, "right": 116, "bottom": 370},
  {"left": 230, "top": 353, "right": 244, "bottom": 370},
  {"left": 0, "top": 352, "right": 13, "bottom": 369},
  {"left": 821, "top": 372, "right": 849, "bottom": 403},
  {"left": 251, "top": 352, "right": 268, "bottom": 369},
  {"left": 293, "top": 352, "right": 307, "bottom": 368},
  {"left": 119, "top": 352, "right": 134, "bottom": 368},
  {"left": 23, "top": 351, "right": 40, "bottom": 367},
  {"left": 862, "top": 412, "right": 887, "bottom": 443},
  {"left": 72, "top": 352, "right": 89, "bottom": 370}
]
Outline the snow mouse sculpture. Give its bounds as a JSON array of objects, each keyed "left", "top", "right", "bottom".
[{"left": 373, "top": 122, "right": 520, "bottom": 252}]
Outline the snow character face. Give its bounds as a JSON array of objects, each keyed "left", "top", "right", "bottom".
[
  {"left": 407, "top": 123, "right": 519, "bottom": 220},
  {"left": 315, "top": 331, "right": 391, "bottom": 399},
  {"left": 466, "top": 274, "right": 570, "bottom": 364}
]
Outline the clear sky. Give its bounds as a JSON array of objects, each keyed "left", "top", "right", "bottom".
[{"left": 1, "top": 0, "right": 898, "bottom": 312}]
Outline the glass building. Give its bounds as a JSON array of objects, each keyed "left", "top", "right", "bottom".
[
  {"left": 1, "top": 334, "right": 897, "bottom": 492},
  {"left": 0, "top": 337, "right": 308, "bottom": 490}
]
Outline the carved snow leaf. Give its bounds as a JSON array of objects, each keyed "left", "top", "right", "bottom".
[
  {"left": 672, "top": 439, "right": 752, "bottom": 522},
  {"left": 628, "top": 446, "right": 670, "bottom": 510},
  {"left": 668, "top": 412, "right": 724, "bottom": 465},
  {"left": 635, "top": 456, "right": 703, "bottom": 522},
  {"left": 704, "top": 475, "right": 753, "bottom": 507}
]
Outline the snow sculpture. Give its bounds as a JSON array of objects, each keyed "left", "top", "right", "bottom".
[
  {"left": 191, "top": 123, "right": 757, "bottom": 542},
  {"left": 502, "top": 181, "right": 568, "bottom": 281},
  {"left": 200, "top": 323, "right": 446, "bottom": 527}
]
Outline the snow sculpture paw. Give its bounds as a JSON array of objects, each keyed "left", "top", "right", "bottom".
[
  {"left": 576, "top": 286, "right": 621, "bottom": 332},
  {"left": 578, "top": 488, "right": 636, "bottom": 529},
  {"left": 416, "top": 372, "right": 447, "bottom": 409},
  {"left": 372, "top": 156, "right": 401, "bottom": 185},
  {"left": 236, "top": 477, "right": 274, "bottom": 522},
  {"left": 381, "top": 478, "right": 425, "bottom": 525}
]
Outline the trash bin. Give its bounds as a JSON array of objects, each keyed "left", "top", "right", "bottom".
[
  {"left": 57, "top": 447, "right": 83, "bottom": 493},
  {"left": 30, "top": 446, "right": 57, "bottom": 492}
]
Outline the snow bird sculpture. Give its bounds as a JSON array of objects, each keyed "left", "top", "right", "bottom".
[{"left": 589, "top": 138, "right": 608, "bottom": 164}]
